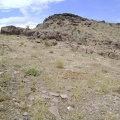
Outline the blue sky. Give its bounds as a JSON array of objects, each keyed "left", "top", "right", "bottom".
[{"left": 0, "top": 0, "right": 120, "bottom": 28}]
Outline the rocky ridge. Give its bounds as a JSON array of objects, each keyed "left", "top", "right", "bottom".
[{"left": 1, "top": 13, "right": 120, "bottom": 59}]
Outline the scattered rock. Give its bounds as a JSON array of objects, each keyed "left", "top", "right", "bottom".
[
  {"left": 0, "top": 72, "right": 4, "bottom": 75},
  {"left": 51, "top": 98, "right": 59, "bottom": 103},
  {"left": 14, "top": 71, "right": 19, "bottom": 74},
  {"left": 49, "top": 92, "right": 59, "bottom": 97},
  {"left": 22, "top": 79, "right": 29, "bottom": 83},
  {"left": 49, "top": 106, "right": 61, "bottom": 119},
  {"left": 27, "top": 104, "right": 32, "bottom": 108},
  {"left": 60, "top": 94, "right": 68, "bottom": 99},
  {"left": 19, "top": 119, "right": 23, "bottom": 120},
  {"left": 18, "top": 101, "right": 25, "bottom": 108},
  {"left": 41, "top": 94, "right": 51, "bottom": 99},
  {"left": 35, "top": 40, "right": 41, "bottom": 43},
  {"left": 23, "top": 112, "right": 28, "bottom": 116},
  {"left": 12, "top": 92, "right": 17, "bottom": 96},
  {"left": 67, "top": 106, "right": 74, "bottom": 112},
  {"left": 28, "top": 95, "right": 34, "bottom": 101},
  {"left": 12, "top": 98, "right": 17, "bottom": 101},
  {"left": 42, "top": 90, "right": 47, "bottom": 94}
]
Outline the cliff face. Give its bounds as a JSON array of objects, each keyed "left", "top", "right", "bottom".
[{"left": 1, "top": 13, "right": 120, "bottom": 59}]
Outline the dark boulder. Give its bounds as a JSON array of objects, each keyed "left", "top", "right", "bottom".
[
  {"left": 1, "top": 25, "right": 25, "bottom": 35},
  {"left": 22, "top": 29, "right": 36, "bottom": 36}
]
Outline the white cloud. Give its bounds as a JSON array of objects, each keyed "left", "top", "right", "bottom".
[
  {"left": 0, "top": 16, "right": 29, "bottom": 24},
  {"left": 0, "top": 0, "right": 65, "bottom": 29},
  {"left": 0, "top": 16, "right": 42, "bottom": 29},
  {"left": 0, "top": 0, "right": 65, "bottom": 15}
]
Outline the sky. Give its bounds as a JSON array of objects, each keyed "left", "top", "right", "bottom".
[{"left": 0, "top": 0, "right": 120, "bottom": 29}]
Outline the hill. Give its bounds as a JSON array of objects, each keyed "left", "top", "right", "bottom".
[
  {"left": 0, "top": 13, "right": 120, "bottom": 120},
  {"left": 1, "top": 13, "right": 120, "bottom": 59}
]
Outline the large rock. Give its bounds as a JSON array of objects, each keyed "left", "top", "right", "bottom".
[
  {"left": 36, "top": 31, "right": 62, "bottom": 41},
  {"left": 0, "top": 25, "right": 36, "bottom": 36},
  {"left": 22, "top": 29, "right": 36, "bottom": 36},
  {"left": 1, "top": 25, "right": 25, "bottom": 35}
]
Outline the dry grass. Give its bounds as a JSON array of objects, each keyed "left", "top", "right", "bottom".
[
  {"left": 0, "top": 34, "right": 120, "bottom": 120},
  {"left": 30, "top": 97, "right": 48, "bottom": 120},
  {"left": 0, "top": 92, "right": 10, "bottom": 102},
  {"left": 56, "top": 60, "right": 64, "bottom": 69}
]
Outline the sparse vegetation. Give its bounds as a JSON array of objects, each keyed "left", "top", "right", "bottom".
[
  {"left": 0, "top": 12, "right": 120, "bottom": 119},
  {"left": 26, "top": 68, "right": 40, "bottom": 76},
  {"left": 30, "top": 98, "right": 48, "bottom": 120},
  {"left": 31, "top": 51, "right": 37, "bottom": 58},
  {"left": 56, "top": 60, "right": 64, "bottom": 69},
  {"left": 0, "top": 92, "right": 10, "bottom": 102},
  {"left": 99, "top": 80, "right": 109, "bottom": 93}
]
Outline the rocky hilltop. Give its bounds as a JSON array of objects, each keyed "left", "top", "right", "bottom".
[{"left": 1, "top": 13, "right": 120, "bottom": 59}]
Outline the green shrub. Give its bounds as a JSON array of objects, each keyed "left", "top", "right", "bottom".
[{"left": 26, "top": 68, "right": 40, "bottom": 76}]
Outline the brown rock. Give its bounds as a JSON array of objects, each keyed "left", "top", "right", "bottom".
[
  {"left": 108, "top": 52, "right": 120, "bottom": 59},
  {"left": 1, "top": 25, "right": 25, "bottom": 35},
  {"left": 23, "top": 29, "right": 35, "bottom": 36}
]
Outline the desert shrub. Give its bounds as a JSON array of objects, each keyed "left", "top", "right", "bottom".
[{"left": 26, "top": 68, "right": 40, "bottom": 76}]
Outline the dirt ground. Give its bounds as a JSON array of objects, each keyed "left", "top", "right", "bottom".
[{"left": 0, "top": 34, "right": 120, "bottom": 120}]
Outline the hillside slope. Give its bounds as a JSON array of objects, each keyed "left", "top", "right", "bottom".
[
  {"left": 1, "top": 13, "right": 120, "bottom": 59},
  {"left": 0, "top": 34, "right": 120, "bottom": 120},
  {"left": 35, "top": 13, "right": 120, "bottom": 60},
  {"left": 0, "top": 13, "right": 120, "bottom": 120}
]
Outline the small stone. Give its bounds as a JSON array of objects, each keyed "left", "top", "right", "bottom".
[
  {"left": 27, "top": 104, "right": 32, "bottom": 108},
  {"left": 42, "top": 90, "right": 47, "bottom": 94},
  {"left": 12, "top": 98, "right": 17, "bottom": 101},
  {"left": 60, "top": 94, "right": 68, "bottom": 99},
  {"left": 22, "top": 79, "right": 29, "bottom": 83},
  {"left": 14, "top": 71, "right": 19, "bottom": 74},
  {"left": 12, "top": 92, "right": 17, "bottom": 96},
  {"left": 23, "top": 112, "right": 28, "bottom": 116},
  {"left": 41, "top": 94, "right": 50, "bottom": 99},
  {"left": 41, "top": 87, "right": 44, "bottom": 89},
  {"left": 49, "top": 106, "right": 61, "bottom": 119},
  {"left": 18, "top": 101, "right": 25, "bottom": 108},
  {"left": 67, "top": 106, "right": 74, "bottom": 111},
  {"left": 51, "top": 98, "right": 59, "bottom": 103},
  {"left": 35, "top": 40, "right": 41, "bottom": 43},
  {"left": 28, "top": 96, "right": 34, "bottom": 101},
  {"left": 0, "top": 72, "right": 4, "bottom": 75},
  {"left": 49, "top": 92, "right": 59, "bottom": 97},
  {"left": 19, "top": 119, "right": 23, "bottom": 120},
  {"left": 50, "top": 103, "right": 55, "bottom": 106}
]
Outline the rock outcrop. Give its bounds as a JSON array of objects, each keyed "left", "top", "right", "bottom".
[
  {"left": 1, "top": 26, "right": 25, "bottom": 35},
  {"left": 1, "top": 25, "right": 35, "bottom": 36}
]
